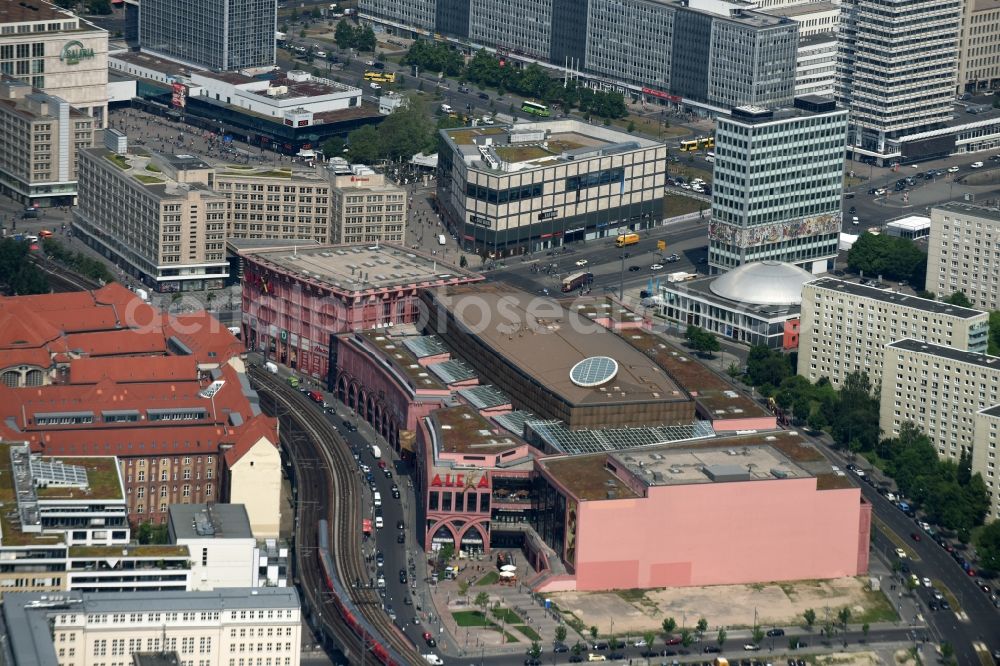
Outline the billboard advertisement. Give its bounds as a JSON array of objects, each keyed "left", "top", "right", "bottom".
[{"left": 171, "top": 82, "right": 187, "bottom": 108}]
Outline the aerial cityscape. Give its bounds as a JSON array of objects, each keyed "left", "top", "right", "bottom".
[{"left": 0, "top": 0, "right": 999, "bottom": 665}]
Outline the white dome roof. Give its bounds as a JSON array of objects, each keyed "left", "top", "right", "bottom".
[{"left": 709, "top": 261, "right": 814, "bottom": 306}]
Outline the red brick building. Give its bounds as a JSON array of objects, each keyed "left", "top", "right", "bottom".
[{"left": 0, "top": 284, "right": 279, "bottom": 530}]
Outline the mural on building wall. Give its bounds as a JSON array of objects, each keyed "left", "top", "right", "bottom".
[
  {"left": 564, "top": 498, "right": 578, "bottom": 567},
  {"left": 708, "top": 212, "right": 842, "bottom": 246}
]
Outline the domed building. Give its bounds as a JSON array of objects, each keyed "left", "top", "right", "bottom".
[{"left": 658, "top": 261, "right": 814, "bottom": 349}]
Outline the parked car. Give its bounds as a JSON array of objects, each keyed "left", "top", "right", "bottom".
[
  {"left": 423, "top": 655, "right": 443, "bottom": 665},
  {"left": 744, "top": 644, "right": 762, "bottom": 651},
  {"left": 650, "top": 264, "right": 664, "bottom": 271},
  {"left": 948, "top": 166, "right": 960, "bottom": 173},
  {"left": 766, "top": 628, "right": 785, "bottom": 637},
  {"left": 971, "top": 161, "right": 985, "bottom": 169},
  {"left": 423, "top": 632, "right": 437, "bottom": 648},
  {"left": 370, "top": 82, "right": 382, "bottom": 90}
]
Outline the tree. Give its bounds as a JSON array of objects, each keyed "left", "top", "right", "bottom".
[
  {"left": 679, "top": 629, "right": 693, "bottom": 648},
  {"left": 642, "top": 631, "right": 656, "bottom": 654},
  {"left": 846, "top": 232, "right": 927, "bottom": 287},
  {"left": 528, "top": 642, "right": 542, "bottom": 659},
  {"left": 589, "top": 626, "right": 598, "bottom": 641},
  {"left": 943, "top": 290, "right": 973, "bottom": 308},
  {"left": 941, "top": 641, "right": 955, "bottom": 665},
  {"left": 85, "top": 0, "right": 112, "bottom": 14},
  {"left": 751, "top": 626, "right": 764, "bottom": 646},
  {"left": 837, "top": 607, "right": 851, "bottom": 633},
  {"left": 990, "top": 310, "right": 1000, "bottom": 356},
  {"left": 661, "top": 617, "right": 676, "bottom": 636},
  {"left": 861, "top": 623, "right": 870, "bottom": 642},
  {"left": 459, "top": 254, "right": 468, "bottom": 268},
  {"left": 355, "top": 25, "right": 376, "bottom": 52},
  {"left": 474, "top": 591, "right": 490, "bottom": 613},
  {"left": 803, "top": 608, "right": 816, "bottom": 630},
  {"left": 0, "top": 238, "right": 49, "bottom": 295},
  {"left": 695, "top": 618, "right": 708, "bottom": 642},
  {"left": 685, "top": 325, "right": 720, "bottom": 355},
  {"left": 716, "top": 628, "right": 727, "bottom": 648},
  {"left": 553, "top": 625, "right": 567, "bottom": 645},
  {"left": 572, "top": 642, "right": 583, "bottom": 656},
  {"left": 334, "top": 20, "right": 355, "bottom": 49},
  {"left": 627, "top": 120, "right": 636, "bottom": 133},
  {"left": 746, "top": 345, "right": 792, "bottom": 387},
  {"left": 977, "top": 520, "right": 1000, "bottom": 570}
]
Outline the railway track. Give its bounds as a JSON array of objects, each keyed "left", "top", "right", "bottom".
[
  {"left": 30, "top": 255, "right": 102, "bottom": 292},
  {"left": 250, "top": 367, "right": 423, "bottom": 665}
]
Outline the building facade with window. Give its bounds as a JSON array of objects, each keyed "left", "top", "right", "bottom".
[
  {"left": 330, "top": 173, "right": 407, "bottom": 244},
  {"left": 436, "top": 120, "right": 666, "bottom": 255},
  {"left": 0, "top": 1, "right": 108, "bottom": 128},
  {"left": 215, "top": 169, "right": 334, "bottom": 245},
  {"left": 957, "top": 0, "right": 1000, "bottom": 95},
  {"left": 139, "top": 0, "right": 276, "bottom": 71},
  {"left": 798, "top": 277, "right": 990, "bottom": 389},
  {"left": 708, "top": 96, "right": 848, "bottom": 274},
  {"left": 73, "top": 149, "right": 229, "bottom": 293},
  {"left": 926, "top": 202, "right": 1000, "bottom": 311},
  {"left": 2, "top": 588, "right": 301, "bottom": 666},
  {"left": 0, "top": 78, "right": 94, "bottom": 207},
  {"left": 836, "top": 0, "right": 961, "bottom": 163},
  {"left": 880, "top": 340, "right": 1000, "bottom": 521}
]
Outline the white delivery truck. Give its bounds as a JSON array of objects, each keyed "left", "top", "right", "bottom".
[
  {"left": 371, "top": 444, "right": 382, "bottom": 459},
  {"left": 264, "top": 361, "right": 278, "bottom": 374},
  {"left": 438, "top": 234, "right": 447, "bottom": 245},
  {"left": 373, "top": 491, "right": 382, "bottom": 507}
]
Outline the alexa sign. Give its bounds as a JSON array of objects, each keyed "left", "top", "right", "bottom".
[
  {"left": 61, "top": 41, "right": 96, "bottom": 65},
  {"left": 430, "top": 472, "right": 490, "bottom": 489}
]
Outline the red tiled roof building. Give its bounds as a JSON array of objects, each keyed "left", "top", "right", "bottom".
[{"left": 0, "top": 284, "right": 281, "bottom": 536}]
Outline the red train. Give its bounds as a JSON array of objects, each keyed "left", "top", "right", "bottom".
[{"left": 316, "top": 520, "right": 408, "bottom": 666}]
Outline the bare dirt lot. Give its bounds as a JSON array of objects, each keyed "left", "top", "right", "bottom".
[{"left": 551, "top": 577, "right": 897, "bottom": 634}]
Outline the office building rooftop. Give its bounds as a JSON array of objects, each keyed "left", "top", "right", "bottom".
[{"left": 806, "top": 278, "right": 985, "bottom": 318}]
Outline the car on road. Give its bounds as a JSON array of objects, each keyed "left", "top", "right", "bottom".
[
  {"left": 586, "top": 655, "right": 606, "bottom": 662},
  {"left": 569, "top": 656, "right": 584, "bottom": 663},
  {"left": 744, "top": 644, "right": 761, "bottom": 651},
  {"left": 895, "top": 547, "right": 907, "bottom": 559},
  {"left": 876, "top": 187, "right": 887, "bottom": 195},
  {"left": 423, "top": 654, "right": 442, "bottom": 665},
  {"left": 852, "top": 216, "right": 860, "bottom": 225},
  {"left": 628, "top": 265, "right": 641, "bottom": 272},
  {"left": 370, "top": 82, "right": 382, "bottom": 90},
  {"left": 575, "top": 259, "right": 589, "bottom": 267},
  {"left": 940, "top": 599, "right": 951, "bottom": 610},
  {"left": 591, "top": 642, "right": 609, "bottom": 651},
  {"left": 922, "top": 577, "right": 932, "bottom": 587},
  {"left": 608, "top": 653, "right": 624, "bottom": 661},
  {"left": 703, "top": 646, "right": 721, "bottom": 654},
  {"left": 971, "top": 161, "right": 985, "bottom": 168},
  {"left": 948, "top": 166, "right": 960, "bottom": 173},
  {"left": 650, "top": 264, "right": 664, "bottom": 271},
  {"left": 383, "top": 468, "right": 393, "bottom": 479},
  {"left": 315, "top": 51, "right": 326, "bottom": 57},
  {"left": 929, "top": 600, "right": 939, "bottom": 611},
  {"left": 666, "top": 253, "right": 679, "bottom": 262},
  {"left": 342, "top": 420, "right": 357, "bottom": 431},
  {"left": 911, "top": 533, "right": 921, "bottom": 541},
  {"left": 479, "top": 92, "right": 489, "bottom": 100},
  {"left": 525, "top": 659, "right": 542, "bottom": 666},
  {"left": 664, "top": 637, "right": 682, "bottom": 646},
  {"left": 397, "top": 533, "right": 405, "bottom": 543},
  {"left": 553, "top": 643, "right": 569, "bottom": 653},
  {"left": 399, "top": 569, "right": 408, "bottom": 584},
  {"left": 375, "top": 551, "right": 384, "bottom": 566},
  {"left": 397, "top": 519, "right": 405, "bottom": 530},
  {"left": 766, "top": 628, "right": 785, "bottom": 637},
  {"left": 422, "top": 632, "right": 437, "bottom": 647}
]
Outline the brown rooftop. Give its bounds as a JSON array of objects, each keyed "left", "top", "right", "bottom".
[
  {"left": 358, "top": 330, "right": 446, "bottom": 390},
  {"left": 0, "top": 0, "right": 71, "bottom": 23},
  {"left": 435, "top": 285, "right": 683, "bottom": 407},
  {"left": 432, "top": 405, "right": 525, "bottom": 455},
  {"left": 539, "top": 455, "right": 639, "bottom": 501},
  {"left": 111, "top": 51, "right": 194, "bottom": 77}
]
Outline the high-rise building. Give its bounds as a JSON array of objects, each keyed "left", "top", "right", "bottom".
[
  {"left": 73, "top": 149, "right": 229, "bottom": 292},
  {"left": 708, "top": 96, "right": 847, "bottom": 274},
  {"left": 957, "top": 0, "right": 1000, "bottom": 95},
  {"left": 2, "top": 588, "right": 302, "bottom": 666},
  {"left": 798, "top": 277, "right": 990, "bottom": 389},
  {"left": 836, "top": 0, "right": 961, "bottom": 163},
  {"left": 0, "top": 0, "right": 108, "bottom": 127},
  {"left": 0, "top": 78, "right": 94, "bottom": 207},
  {"left": 330, "top": 173, "right": 407, "bottom": 244},
  {"left": 926, "top": 203, "right": 1000, "bottom": 310},
  {"left": 139, "top": 0, "right": 276, "bottom": 71},
  {"left": 360, "top": 0, "right": 798, "bottom": 111},
  {"left": 880, "top": 339, "right": 1000, "bottom": 520}
]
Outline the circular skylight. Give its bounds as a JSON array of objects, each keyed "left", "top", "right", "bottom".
[{"left": 569, "top": 356, "right": 619, "bottom": 387}]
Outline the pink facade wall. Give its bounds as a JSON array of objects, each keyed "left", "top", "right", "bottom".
[
  {"left": 711, "top": 416, "right": 779, "bottom": 433},
  {"left": 570, "top": 479, "right": 868, "bottom": 591},
  {"left": 336, "top": 337, "right": 449, "bottom": 432}
]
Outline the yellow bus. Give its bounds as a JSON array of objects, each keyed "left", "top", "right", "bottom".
[
  {"left": 680, "top": 139, "right": 699, "bottom": 152},
  {"left": 363, "top": 71, "right": 396, "bottom": 83}
]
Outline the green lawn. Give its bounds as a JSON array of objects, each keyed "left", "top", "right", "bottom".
[
  {"left": 453, "top": 611, "right": 492, "bottom": 627},
  {"left": 853, "top": 588, "right": 900, "bottom": 624},
  {"left": 105, "top": 154, "right": 130, "bottom": 170},
  {"left": 663, "top": 194, "right": 707, "bottom": 218},
  {"left": 515, "top": 625, "right": 541, "bottom": 641},
  {"left": 476, "top": 571, "right": 500, "bottom": 586},
  {"left": 670, "top": 163, "right": 713, "bottom": 183},
  {"left": 491, "top": 608, "right": 523, "bottom": 624},
  {"left": 133, "top": 174, "right": 164, "bottom": 185}
]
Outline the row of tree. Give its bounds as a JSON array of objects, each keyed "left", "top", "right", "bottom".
[
  {"left": 333, "top": 20, "right": 376, "bottom": 53},
  {"left": 404, "top": 44, "right": 629, "bottom": 119},
  {"left": 0, "top": 238, "right": 49, "bottom": 296},
  {"left": 42, "top": 238, "right": 115, "bottom": 284}
]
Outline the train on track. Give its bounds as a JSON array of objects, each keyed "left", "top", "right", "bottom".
[{"left": 317, "top": 519, "right": 409, "bottom": 666}]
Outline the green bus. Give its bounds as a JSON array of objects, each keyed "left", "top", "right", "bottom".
[{"left": 521, "top": 100, "right": 550, "bottom": 117}]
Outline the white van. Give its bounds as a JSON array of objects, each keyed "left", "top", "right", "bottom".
[
  {"left": 438, "top": 234, "right": 447, "bottom": 246},
  {"left": 440, "top": 104, "right": 453, "bottom": 113},
  {"left": 264, "top": 361, "right": 278, "bottom": 374},
  {"left": 375, "top": 515, "right": 384, "bottom": 529},
  {"left": 371, "top": 445, "right": 382, "bottom": 459},
  {"left": 373, "top": 491, "right": 382, "bottom": 508}
]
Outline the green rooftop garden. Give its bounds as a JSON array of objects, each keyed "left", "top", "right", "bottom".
[
  {"left": 105, "top": 153, "right": 131, "bottom": 170},
  {"left": 134, "top": 174, "right": 165, "bottom": 185}
]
